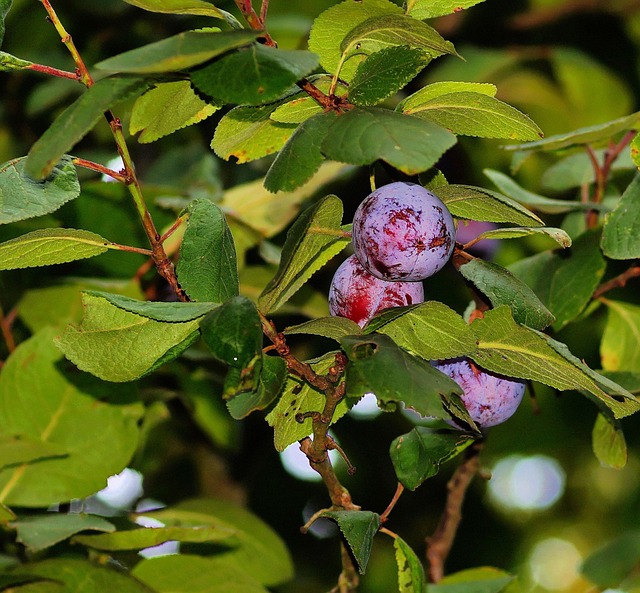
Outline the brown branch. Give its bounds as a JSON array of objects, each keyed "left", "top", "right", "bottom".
[
  {"left": 380, "top": 482, "right": 405, "bottom": 523},
  {"left": 71, "top": 157, "right": 128, "bottom": 183},
  {"left": 233, "top": 0, "right": 276, "bottom": 46},
  {"left": 426, "top": 441, "right": 484, "bottom": 583},
  {"left": 593, "top": 263, "right": 640, "bottom": 299},
  {"left": 0, "top": 304, "right": 17, "bottom": 354}
]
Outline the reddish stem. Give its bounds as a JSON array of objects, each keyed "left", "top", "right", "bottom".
[
  {"left": 380, "top": 482, "right": 405, "bottom": 523},
  {"left": 72, "top": 157, "right": 128, "bottom": 183},
  {"left": 0, "top": 304, "right": 16, "bottom": 354},
  {"left": 27, "top": 63, "right": 78, "bottom": 80},
  {"left": 593, "top": 263, "right": 640, "bottom": 299}
]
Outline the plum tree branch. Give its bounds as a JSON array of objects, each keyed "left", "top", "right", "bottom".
[{"left": 593, "top": 262, "right": 640, "bottom": 298}]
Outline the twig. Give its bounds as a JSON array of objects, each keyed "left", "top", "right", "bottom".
[
  {"left": 233, "top": 0, "right": 276, "bottom": 46},
  {"left": 71, "top": 157, "right": 128, "bottom": 183},
  {"left": 26, "top": 62, "right": 78, "bottom": 80},
  {"left": 593, "top": 263, "right": 640, "bottom": 298},
  {"left": 380, "top": 482, "right": 404, "bottom": 523},
  {"left": 0, "top": 304, "right": 16, "bottom": 354}
]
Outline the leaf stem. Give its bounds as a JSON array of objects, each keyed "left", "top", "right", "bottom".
[
  {"left": 0, "top": 303, "right": 17, "bottom": 354},
  {"left": 380, "top": 482, "right": 405, "bottom": 523},
  {"left": 26, "top": 62, "right": 78, "bottom": 80},
  {"left": 71, "top": 157, "right": 128, "bottom": 183},
  {"left": 106, "top": 243, "right": 153, "bottom": 256}
]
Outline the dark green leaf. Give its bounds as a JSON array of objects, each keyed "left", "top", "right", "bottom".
[
  {"left": 321, "top": 510, "right": 380, "bottom": 574},
  {"left": 26, "top": 76, "right": 151, "bottom": 179},
  {"left": 284, "top": 316, "right": 363, "bottom": 342},
  {"left": 177, "top": 199, "right": 238, "bottom": 302},
  {"left": 429, "top": 567, "right": 515, "bottom": 593},
  {"left": 390, "top": 427, "right": 475, "bottom": 490},
  {"left": 592, "top": 413, "right": 627, "bottom": 469},
  {"left": 0, "top": 155, "right": 80, "bottom": 224},
  {"left": 0, "top": 0, "right": 12, "bottom": 47},
  {"left": 393, "top": 534, "right": 427, "bottom": 593},
  {"left": 406, "top": 0, "right": 487, "bottom": 19},
  {"left": 601, "top": 173, "right": 640, "bottom": 260},
  {"left": 581, "top": 532, "right": 640, "bottom": 587},
  {"left": 322, "top": 108, "right": 456, "bottom": 175}
]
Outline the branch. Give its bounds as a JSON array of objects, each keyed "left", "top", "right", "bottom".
[
  {"left": 233, "top": 0, "right": 276, "bottom": 46},
  {"left": 71, "top": 157, "right": 128, "bottom": 183},
  {"left": 593, "top": 262, "right": 640, "bottom": 299},
  {"left": 0, "top": 304, "right": 17, "bottom": 355}
]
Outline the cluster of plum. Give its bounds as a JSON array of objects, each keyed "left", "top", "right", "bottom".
[{"left": 329, "top": 182, "right": 525, "bottom": 429}]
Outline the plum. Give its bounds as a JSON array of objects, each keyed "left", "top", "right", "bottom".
[
  {"left": 329, "top": 254, "right": 424, "bottom": 327},
  {"left": 432, "top": 357, "right": 525, "bottom": 429},
  {"left": 352, "top": 181, "right": 455, "bottom": 281}
]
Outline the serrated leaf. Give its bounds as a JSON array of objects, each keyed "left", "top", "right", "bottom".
[
  {"left": 592, "top": 413, "right": 627, "bottom": 469},
  {"left": 508, "top": 229, "right": 606, "bottom": 331},
  {"left": 258, "top": 195, "right": 349, "bottom": 314},
  {"left": 57, "top": 293, "right": 201, "bottom": 382},
  {"left": 0, "top": 228, "right": 110, "bottom": 269},
  {"left": 26, "top": 76, "right": 151, "bottom": 179},
  {"left": 96, "top": 30, "right": 257, "bottom": 73},
  {"left": 176, "top": 199, "right": 238, "bottom": 302},
  {"left": 191, "top": 45, "right": 319, "bottom": 106},
  {"left": 406, "top": 0, "right": 487, "bottom": 19},
  {"left": 284, "top": 316, "right": 363, "bottom": 342},
  {"left": 469, "top": 226, "right": 571, "bottom": 248},
  {"left": 470, "top": 307, "right": 640, "bottom": 419},
  {"left": 212, "top": 103, "right": 297, "bottom": 164},
  {"left": 321, "top": 510, "right": 380, "bottom": 574},
  {"left": 399, "top": 81, "right": 497, "bottom": 112},
  {"left": 430, "top": 567, "right": 515, "bottom": 593},
  {"left": 322, "top": 108, "right": 456, "bottom": 175},
  {"left": 270, "top": 77, "right": 343, "bottom": 124},
  {"left": 0, "top": 51, "right": 31, "bottom": 71},
  {"left": 364, "top": 301, "right": 477, "bottom": 361},
  {"left": 124, "top": 0, "right": 226, "bottom": 17},
  {"left": 0, "top": 329, "right": 141, "bottom": 506},
  {"left": 390, "top": 427, "right": 475, "bottom": 490},
  {"left": 601, "top": 299, "right": 640, "bottom": 372},
  {"left": 601, "top": 173, "right": 640, "bottom": 260},
  {"left": 0, "top": 435, "right": 68, "bottom": 470},
  {"left": 0, "top": 155, "right": 80, "bottom": 224},
  {"left": 264, "top": 111, "right": 336, "bottom": 193},
  {"left": 130, "top": 81, "right": 219, "bottom": 142},
  {"left": 393, "top": 534, "right": 427, "bottom": 593},
  {"left": 349, "top": 46, "right": 430, "bottom": 107},
  {"left": 460, "top": 259, "right": 555, "bottom": 330},
  {"left": 433, "top": 184, "right": 544, "bottom": 225}
]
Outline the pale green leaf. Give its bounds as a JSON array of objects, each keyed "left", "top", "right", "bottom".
[
  {"left": 601, "top": 299, "right": 640, "bottom": 372},
  {"left": 0, "top": 51, "right": 32, "bottom": 71},
  {"left": 398, "top": 81, "right": 497, "bottom": 112},
  {"left": 469, "top": 226, "right": 572, "bottom": 248},
  {"left": 406, "top": 0, "right": 487, "bottom": 19},
  {"left": 601, "top": 173, "right": 640, "bottom": 260},
  {"left": 0, "top": 435, "right": 68, "bottom": 470},
  {"left": 430, "top": 567, "right": 515, "bottom": 593},
  {"left": 592, "top": 413, "right": 627, "bottom": 469},
  {"left": 124, "top": 0, "right": 226, "bottom": 18},
  {"left": 631, "top": 131, "right": 640, "bottom": 168},
  {"left": 393, "top": 534, "right": 427, "bottom": 592}
]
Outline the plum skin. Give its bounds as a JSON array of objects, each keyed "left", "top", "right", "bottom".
[
  {"left": 433, "top": 357, "right": 526, "bottom": 429},
  {"left": 352, "top": 181, "right": 455, "bottom": 281},
  {"left": 329, "top": 254, "right": 424, "bottom": 327}
]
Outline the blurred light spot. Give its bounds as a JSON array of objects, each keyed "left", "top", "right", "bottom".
[
  {"left": 102, "top": 156, "right": 124, "bottom": 182},
  {"left": 96, "top": 468, "right": 144, "bottom": 510},
  {"left": 349, "top": 393, "right": 382, "bottom": 419},
  {"left": 280, "top": 436, "right": 342, "bottom": 482},
  {"left": 488, "top": 455, "right": 565, "bottom": 511},
  {"left": 529, "top": 538, "right": 582, "bottom": 590}
]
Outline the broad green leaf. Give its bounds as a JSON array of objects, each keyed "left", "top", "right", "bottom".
[
  {"left": 433, "top": 184, "right": 544, "bottom": 226},
  {"left": 191, "top": 45, "right": 319, "bottom": 106},
  {"left": 321, "top": 510, "right": 380, "bottom": 574},
  {"left": 57, "top": 293, "right": 201, "bottom": 382},
  {"left": 133, "top": 555, "right": 269, "bottom": 593},
  {"left": 470, "top": 307, "right": 640, "bottom": 419},
  {"left": 0, "top": 329, "right": 141, "bottom": 506},
  {"left": 509, "top": 230, "right": 606, "bottom": 331},
  {"left": 177, "top": 199, "right": 238, "bottom": 302},
  {"left": 469, "top": 226, "right": 571, "bottom": 248},
  {"left": 0, "top": 155, "right": 80, "bottom": 224},
  {"left": 0, "top": 51, "right": 31, "bottom": 71},
  {"left": 212, "top": 103, "right": 297, "bottom": 164},
  {"left": 406, "top": 0, "right": 487, "bottom": 19},
  {"left": 599, "top": 371, "right": 640, "bottom": 395},
  {"left": 393, "top": 534, "right": 427, "bottom": 593},
  {"left": 459, "top": 259, "right": 555, "bottom": 330},
  {"left": 266, "top": 352, "right": 350, "bottom": 451},
  {"left": 258, "top": 195, "right": 349, "bottom": 314},
  {"left": 349, "top": 46, "right": 430, "bottom": 107},
  {"left": 26, "top": 76, "right": 150, "bottom": 179},
  {"left": 390, "top": 427, "right": 475, "bottom": 490},
  {"left": 403, "top": 91, "right": 542, "bottom": 141},
  {"left": 264, "top": 111, "right": 336, "bottom": 193},
  {"left": 0, "top": 229, "right": 110, "bottom": 269},
  {"left": 601, "top": 173, "right": 640, "bottom": 259},
  {"left": 430, "top": 567, "right": 514, "bottom": 593},
  {"left": 364, "top": 301, "right": 477, "bottom": 361},
  {"left": 0, "top": 503, "right": 15, "bottom": 522},
  {"left": 135, "top": 498, "right": 294, "bottom": 586},
  {"left": 0, "top": 436, "right": 67, "bottom": 470},
  {"left": 592, "top": 413, "right": 627, "bottom": 469},
  {"left": 96, "top": 30, "right": 257, "bottom": 73},
  {"left": 0, "top": 0, "right": 12, "bottom": 47},
  {"left": 322, "top": 108, "right": 456, "bottom": 175},
  {"left": 284, "top": 316, "right": 363, "bottom": 342},
  {"left": 130, "top": 81, "right": 219, "bottom": 142},
  {"left": 398, "top": 81, "right": 497, "bottom": 112},
  {"left": 581, "top": 532, "right": 640, "bottom": 588},
  {"left": 13, "top": 514, "right": 115, "bottom": 553},
  {"left": 124, "top": 0, "right": 226, "bottom": 17},
  {"left": 601, "top": 300, "right": 640, "bottom": 372}
]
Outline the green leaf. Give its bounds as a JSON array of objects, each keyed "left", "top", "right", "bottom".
[
  {"left": 0, "top": 435, "right": 68, "bottom": 469},
  {"left": 177, "top": 199, "right": 239, "bottom": 302},
  {"left": 130, "top": 81, "right": 219, "bottom": 142},
  {"left": 0, "top": 0, "right": 12, "bottom": 47},
  {"left": 0, "top": 329, "right": 141, "bottom": 506},
  {"left": 581, "top": 532, "right": 640, "bottom": 587},
  {"left": 264, "top": 111, "right": 336, "bottom": 193},
  {"left": 212, "top": 103, "right": 297, "bottom": 164},
  {"left": 135, "top": 498, "right": 294, "bottom": 586},
  {"left": 0, "top": 51, "right": 32, "bottom": 71},
  {"left": 601, "top": 173, "right": 640, "bottom": 260},
  {"left": 459, "top": 259, "right": 555, "bottom": 330},
  {"left": 349, "top": 46, "right": 430, "bottom": 107},
  {"left": 191, "top": 45, "right": 319, "bottom": 106},
  {"left": 406, "top": 0, "right": 487, "bottom": 19},
  {"left": 25, "top": 76, "right": 150, "bottom": 179},
  {"left": 13, "top": 514, "right": 115, "bottom": 553},
  {"left": 124, "top": 0, "right": 227, "bottom": 18},
  {"left": 266, "top": 352, "right": 350, "bottom": 451},
  {"left": 0, "top": 155, "right": 80, "bottom": 224},
  {"left": 433, "top": 184, "right": 544, "bottom": 226},
  {"left": 96, "top": 30, "right": 257, "bottom": 73},
  {"left": 258, "top": 195, "right": 349, "bottom": 314},
  {"left": 393, "top": 534, "right": 427, "bottom": 593},
  {"left": 57, "top": 292, "right": 201, "bottom": 382},
  {"left": 600, "top": 300, "right": 640, "bottom": 372},
  {"left": 390, "top": 427, "right": 475, "bottom": 490},
  {"left": 509, "top": 230, "right": 606, "bottom": 331},
  {"left": 632, "top": 131, "right": 640, "bottom": 168},
  {"left": 430, "top": 567, "right": 514, "bottom": 593},
  {"left": 322, "top": 108, "right": 456, "bottom": 175},
  {"left": 0, "top": 228, "right": 111, "bottom": 270},
  {"left": 469, "top": 226, "right": 572, "bottom": 248},
  {"left": 320, "top": 510, "right": 380, "bottom": 574},
  {"left": 470, "top": 307, "right": 640, "bottom": 419},
  {"left": 364, "top": 301, "right": 477, "bottom": 361},
  {"left": 399, "top": 81, "right": 497, "bottom": 111},
  {"left": 284, "top": 316, "right": 363, "bottom": 342},
  {"left": 592, "top": 413, "right": 627, "bottom": 469},
  {"left": 270, "top": 77, "right": 343, "bottom": 124}
]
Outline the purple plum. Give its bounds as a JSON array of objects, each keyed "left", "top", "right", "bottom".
[
  {"left": 352, "top": 182, "right": 455, "bottom": 281},
  {"left": 329, "top": 254, "right": 424, "bottom": 327},
  {"left": 433, "top": 357, "right": 526, "bottom": 429}
]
